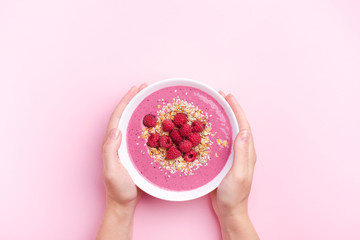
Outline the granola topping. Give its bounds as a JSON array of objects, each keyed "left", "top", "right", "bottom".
[{"left": 141, "top": 98, "right": 214, "bottom": 176}]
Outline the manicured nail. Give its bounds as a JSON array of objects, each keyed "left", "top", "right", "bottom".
[
  {"left": 109, "top": 128, "right": 120, "bottom": 140},
  {"left": 240, "top": 130, "right": 249, "bottom": 142},
  {"left": 139, "top": 83, "right": 147, "bottom": 90}
]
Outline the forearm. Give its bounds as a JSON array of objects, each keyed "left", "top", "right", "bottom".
[
  {"left": 219, "top": 212, "right": 259, "bottom": 240},
  {"left": 96, "top": 199, "right": 135, "bottom": 240}
]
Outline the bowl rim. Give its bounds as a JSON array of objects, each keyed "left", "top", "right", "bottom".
[{"left": 118, "top": 78, "right": 239, "bottom": 201}]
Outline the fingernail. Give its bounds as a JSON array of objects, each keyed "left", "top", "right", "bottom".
[
  {"left": 129, "top": 86, "right": 137, "bottom": 93},
  {"left": 240, "top": 130, "right": 249, "bottom": 142},
  {"left": 109, "top": 128, "right": 120, "bottom": 140}
]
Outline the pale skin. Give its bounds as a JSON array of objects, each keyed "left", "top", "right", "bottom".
[{"left": 96, "top": 84, "right": 259, "bottom": 240}]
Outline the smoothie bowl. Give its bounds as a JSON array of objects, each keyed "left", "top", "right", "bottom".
[{"left": 118, "top": 79, "right": 239, "bottom": 201}]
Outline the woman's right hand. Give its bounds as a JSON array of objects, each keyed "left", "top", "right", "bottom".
[{"left": 210, "top": 92, "right": 259, "bottom": 240}]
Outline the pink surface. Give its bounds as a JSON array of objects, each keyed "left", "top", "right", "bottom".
[{"left": 0, "top": 0, "right": 359, "bottom": 239}]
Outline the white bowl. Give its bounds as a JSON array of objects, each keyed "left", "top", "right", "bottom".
[{"left": 118, "top": 78, "right": 239, "bottom": 201}]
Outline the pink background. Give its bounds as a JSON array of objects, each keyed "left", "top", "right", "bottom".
[{"left": 1, "top": 0, "right": 359, "bottom": 239}]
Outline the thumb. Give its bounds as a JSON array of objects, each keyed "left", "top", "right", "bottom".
[
  {"left": 231, "top": 130, "right": 250, "bottom": 174},
  {"left": 102, "top": 128, "right": 122, "bottom": 164}
]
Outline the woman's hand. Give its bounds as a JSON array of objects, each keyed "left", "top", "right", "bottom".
[
  {"left": 97, "top": 84, "right": 147, "bottom": 240},
  {"left": 211, "top": 92, "right": 259, "bottom": 240}
]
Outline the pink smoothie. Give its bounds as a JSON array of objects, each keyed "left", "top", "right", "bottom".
[{"left": 127, "top": 86, "right": 232, "bottom": 191}]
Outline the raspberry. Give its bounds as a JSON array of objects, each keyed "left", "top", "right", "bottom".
[
  {"left": 143, "top": 114, "right": 156, "bottom": 128},
  {"left": 184, "top": 150, "right": 197, "bottom": 162},
  {"left": 173, "top": 113, "right": 187, "bottom": 127},
  {"left": 147, "top": 133, "right": 160, "bottom": 148},
  {"left": 191, "top": 120, "right": 204, "bottom": 133},
  {"left": 166, "top": 146, "right": 181, "bottom": 160},
  {"left": 187, "top": 132, "right": 201, "bottom": 146},
  {"left": 178, "top": 140, "right": 192, "bottom": 153},
  {"left": 179, "top": 123, "right": 191, "bottom": 137},
  {"left": 159, "top": 135, "right": 172, "bottom": 149},
  {"left": 169, "top": 129, "right": 183, "bottom": 144},
  {"left": 162, "top": 119, "right": 175, "bottom": 132}
]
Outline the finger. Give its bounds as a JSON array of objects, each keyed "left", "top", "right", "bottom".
[
  {"left": 219, "top": 90, "right": 226, "bottom": 98},
  {"left": 210, "top": 189, "right": 219, "bottom": 213},
  {"left": 225, "top": 94, "right": 250, "bottom": 131},
  {"left": 230, "top": 130, "right": 250, "bottom": 176},
  {"left": 226, "top": 94, "right": 257, "bottom": 178},
  {"left": 248, "top": 137, "right": 257, "bottom": 179},
  {"left": 105, "top": 86, "right": 138, "bottom": 139},
  {"left": 138, "top": 83, "right": 148, "bottom": 92},
  {"left": 102, "top": 128, "right": 123, "bottom": 170},
  {"left": 249, "top": 137, "right": 256, "bottom": 164}
]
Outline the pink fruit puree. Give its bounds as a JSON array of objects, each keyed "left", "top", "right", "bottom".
[{"left": 127, "top": 86, "right": 232, "bottom": 191}]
